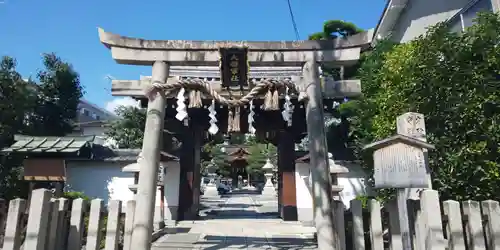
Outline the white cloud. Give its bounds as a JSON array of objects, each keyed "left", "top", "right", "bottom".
[{"left": 105, "top": 97, "right": 140, "bottom": 114}]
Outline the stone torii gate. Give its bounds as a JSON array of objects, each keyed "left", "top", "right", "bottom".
[{"left": 98, "top": 28, "right": 371, "bottom": 250}]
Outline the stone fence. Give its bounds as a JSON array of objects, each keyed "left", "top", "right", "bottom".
[
  {"left": 0, "top": 188, "right": 136, "bottom": 250},
  {"left": 338, "top": 189, "right": 499, "bottom": 249},
  {"left": 1, "top": 189, "right": 499, "bottom": 249}
]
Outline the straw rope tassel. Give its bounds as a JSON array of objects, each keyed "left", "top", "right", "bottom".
[
  {"left": 263, "top": 88, "right": 273, "bottom": 111},
  {"left": 188, "top": 90, "right": 202, "bottom": 108},
  {"left": 271, "top": 89, "right": 279, "bottom": 110}
]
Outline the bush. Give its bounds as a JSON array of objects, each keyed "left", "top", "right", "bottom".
[
  {"left": 345, "top": 12, "right": 500, "bottom": 202},
  {"left": 63, "top": 191, "right": 91, "bottom": 201}
]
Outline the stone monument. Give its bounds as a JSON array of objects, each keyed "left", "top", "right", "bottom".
[{"left": 396, "top": 112, "right": 431, "bottom": 200}]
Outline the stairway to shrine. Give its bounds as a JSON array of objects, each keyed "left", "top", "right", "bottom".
[{"left": 152, "top": 191, "right": 318, "bottom": 249}]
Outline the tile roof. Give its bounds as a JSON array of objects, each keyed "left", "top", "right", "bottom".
[
  {"left": 2, "top": 135, "right": 95, "bottom": 153},
  {"left": 88, "top": 145, "right": 178, "bottom": 162},
  {"left": 1, "top": 135, "right": 179, "bottom": 163}
]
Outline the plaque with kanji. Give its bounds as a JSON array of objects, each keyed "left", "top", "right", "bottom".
[{"left": 219, "top": 47, "right": 248, "bottom": 88}]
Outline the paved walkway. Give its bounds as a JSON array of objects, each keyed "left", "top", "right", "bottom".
[{"left": 152, "top": 189, "right": 317, "bottom": 249}]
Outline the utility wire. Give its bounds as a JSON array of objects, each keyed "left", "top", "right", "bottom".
[{"left": 286, "top": 0, "right": 301, "bottom": 40}]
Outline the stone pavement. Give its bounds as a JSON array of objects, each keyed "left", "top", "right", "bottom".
[{"left": 152, "top": 190, "right": 317, "bottom": 249}]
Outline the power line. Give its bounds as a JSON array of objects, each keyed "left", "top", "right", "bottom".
[{"left": 286, "top": 0, "right": 301, "bottom": 40}]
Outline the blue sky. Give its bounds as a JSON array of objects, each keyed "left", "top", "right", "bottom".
[{"left": 0, "top": 0, "right": 384, "bottom": 112}]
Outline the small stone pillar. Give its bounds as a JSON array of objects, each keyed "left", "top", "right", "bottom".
[{"left": 261, "top": 159, "right": 276, "bottom": 196}]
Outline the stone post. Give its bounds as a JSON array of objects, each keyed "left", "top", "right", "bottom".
[
  {"left": 2, "top": 199, "right": 26, "bottom": 250},
  {"left": 123, "top": 200, "right": 136, "bottom": 250},
  {"left": 130, "top": 61, "right": 168, "bottom": 250},
  {"left": 302, "top": 60, "right": 336, "bottom": 250},
  {"left": 396, "top": 112, "right": 432, "bottom": 199},
  {"left": 56, "top": 198, "right": 69, "bottom": 250},
  {"left": 24, "top": 189, "right": 51, "bottom": 250},
  {"left": 105, "top": 200, "right": 122, "bottom": 250},
  {"left": 47, "top": 199, "right": 61, "bottom": 250},
  {"left": 86, "top": 199, "right": 104, "bottom": 250}
]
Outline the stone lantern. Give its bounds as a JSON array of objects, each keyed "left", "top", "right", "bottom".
[
  {"left": 204, "top": 160, "right": 219, "bottom": 196},
  {"left": 261, "top": 158, "right": 276, "bottom": 196},
  {"left": 327, "top": 153, "right": 348, "bottom": 201},
  {"left": 238, "top": 175, "right": 243, "bottom": 189}
]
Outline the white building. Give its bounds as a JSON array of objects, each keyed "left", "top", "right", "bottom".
[
  {"left": 72, "top": 99, "right": 118, "bottom": 137},
  {"left": 374, "top": 0, "right": 499, "bottom": 43}
]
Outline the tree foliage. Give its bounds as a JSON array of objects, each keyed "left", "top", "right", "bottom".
[
  {"left": 0, "top": 57, "right": 34, "bottom": 199},
  {"left": 246, "top": 142, "right": 277, "bottom": 177},
  {"left": 309, "top": 20, "right": 363, "bottom": 80},
  {"left": 344, "top": 12, "right": 500, "bottom": 201},
  {"left": 308, "top": 20, "right": 363, "bottom": 40},
  {"left": 105, "top": 105, "right": 182, "bottom": 152},
  {"left": 0, "top": 54, "right": 83, "bottom": 199},
  {"left": 29, "top": 53, "right": 83, "bottom": 136},
  {"left": 204, "top": 144, "right": 231, "bottom": 177},
  {"left": 200, "top": 135, "right": 277, "bottom": 179},
  {"left": 106, "top": 106, "right": 147, "bottom": 149}
]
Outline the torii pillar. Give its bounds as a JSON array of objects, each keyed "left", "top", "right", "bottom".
[
  {"left": 130, "top": 61, "right": 169, "bottom": 250},
  {"left": 278, "top": 131, "right": 298, "bottom": 221},
  {"left": 177, "top": 125, "right": 203, "bottom": 220}
]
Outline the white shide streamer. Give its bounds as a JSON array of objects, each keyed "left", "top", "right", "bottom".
[
  {"left": 281, "top": 86, "right": 293, "bottom": 126},
  {"left": 208, "top": 99, "right": 219, "bottom": 135},
  {"left": 175, "top": 88, "right": 188, "bottom": 122},
  {"left": 248, "top": 100, "right": 256, "bottom": 135}
]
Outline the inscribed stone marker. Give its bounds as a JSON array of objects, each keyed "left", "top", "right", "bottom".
[{"left": 397, "top": 112, "right": 427, "bottom": 142}]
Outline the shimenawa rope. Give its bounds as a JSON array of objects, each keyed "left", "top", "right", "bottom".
[{"left": 144, "top": 78, "right": 295, "bottom": 109}]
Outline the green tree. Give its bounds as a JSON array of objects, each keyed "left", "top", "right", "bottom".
[
  {"left": 345, "top": 12, "right": 500, "bottom": 202},
  {"left": 211, "top": 145, "right": 231, "bottom": 177},
  {"left": 246, "top": 143, "right": 277, "bottom": 180},
  {"left": 30, "top": 53, "right": 83, "bottom": 136},
  {"left": 309, "top": 20, "right": 363, "bottom": 80},
  {"left": 308, "top": 20, "right": 363, "bottom": 40},
  {"left": 106, "top": 105, "right": 181, "bottom": 152},
  {"left": 0, "top": 53, "right": 83, "bottom": 199},
  {"left": 106, "top": 106, "right": 146, "bottom": 148},
  {"left": 0, "top": 56, "right": 35, "bottom": 199}
]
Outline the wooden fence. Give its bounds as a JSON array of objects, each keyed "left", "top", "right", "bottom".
[{"left": 0, "top": 188, "right": 499, "bottom": 249}]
